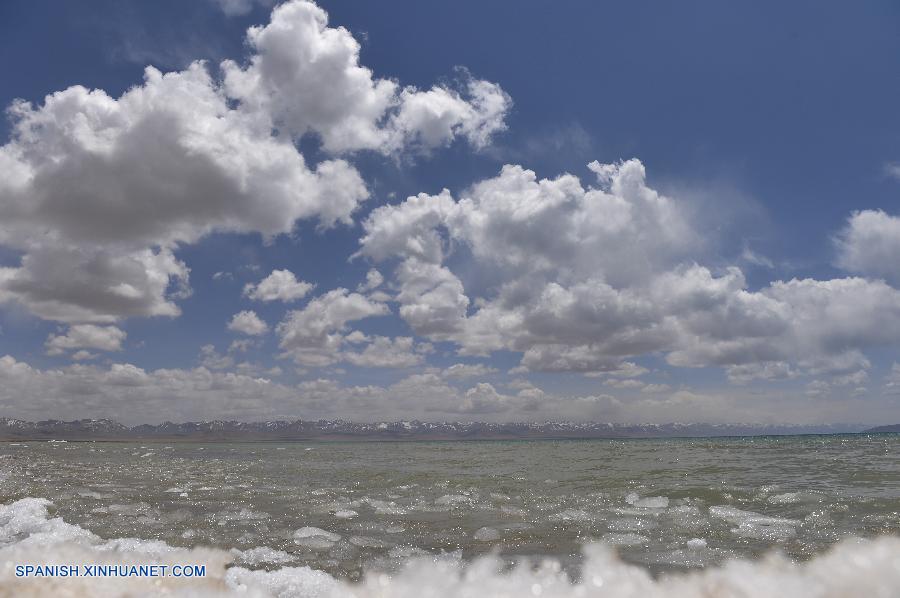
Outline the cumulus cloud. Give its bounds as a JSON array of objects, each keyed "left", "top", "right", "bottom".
[
  {"left": 273, "top": 288, "right": 433, "bottom": 368},
  {"left": 0, "top": 61, "right": 364, "bottom": 323},
  {"left": 229, "top": 338, "right": 258, "bottom": 353},
  {"left": 0, "top": 247, "right": 189, "bottom": 323},
  {"left": 45, "top": 325, "right": 126, "bottom": 356},
  {"left": 442, "top": 363, "right": 499, "bottom": 379},
  {"left": 0, "top": 0, "right": 505, "bottom": 325},
  {"left": 0, "top": 355, "right": 292, "bottom": 423},
  {"left": 0, "top": 352, "right": 895, "bottom": 423},
  {"left": 0, "top": 356, "right": 513, "bottom": 423},
  {"left": 356, "top": 269, "right": 384, "bottom": 292},
  {"left": 359, "top": 160, "right": 900, "bottom": 381},
  {"left": 199, "top": 344, "right": 235, "bottom": 370},
  {"left": 342, "top": 336, "right": 424, "bottom": 369},
  {"left": 276, "top": 288, "right": 389, "bottom": 366},
  {"left": 227, "top": 310, "right": 269, "bottom": 336},
  {"left": 244, "top": 269, "right": 314, "bottom": 302},
  {"left": 221, "top": 1, "right": 510, "bottom": 155},
  {"left": 835, "top": 209, "right": 900, "bottom": 285}
]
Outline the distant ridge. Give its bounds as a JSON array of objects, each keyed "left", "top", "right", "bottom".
[
  {"left": 862, "top": 424, "right": 900, "bottom": 434},
  {"left": 0, "top": 418, "right": 866, "bottom": 441}
]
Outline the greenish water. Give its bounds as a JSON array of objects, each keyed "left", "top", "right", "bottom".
[{"left": 1, "top": 434, "right": 897, "bottom": 580}]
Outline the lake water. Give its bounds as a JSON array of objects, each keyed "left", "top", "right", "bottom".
[{"left": 0, "top": 434, "right": 898, "bottom": 596}]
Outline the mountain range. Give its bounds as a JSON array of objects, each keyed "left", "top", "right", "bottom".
[{"left": 0, "top": 418, "right": 883, "bottom": 441}]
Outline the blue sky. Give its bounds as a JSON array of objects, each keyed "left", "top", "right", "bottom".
[{"left": 0, "top": 0, "right": 899, "bottom": 424}]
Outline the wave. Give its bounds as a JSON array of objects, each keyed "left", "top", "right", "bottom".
[{"left": 0, "top": 498, "right": 898, "bottom": 597}]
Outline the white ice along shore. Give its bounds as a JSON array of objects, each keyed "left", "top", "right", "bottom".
[{"left": 0, "top": 498, "right": 898, "bottom": 597}]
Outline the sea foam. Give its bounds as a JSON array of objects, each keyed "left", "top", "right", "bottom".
[{"left": 1, "top": 498, "right": 899, "bottom": 597}]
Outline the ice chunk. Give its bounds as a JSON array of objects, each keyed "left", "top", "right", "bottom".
[
  {"left": 686, "top": 538, "right": 708, "bottom": 549},
  {"left": 710, "top": 505, "right": 798, "bottom": 541},
  {"left": 606, "top": 518, "right": 658, "bottom": 532},
  {"left": 435, "top": 494, "right": 470, "bottom": 506},
  {"left": 293, "top": 526, "right": 340, "bottom": 549},
  {"left": 348, "top": 536, "right": 393, "bottom": 548},
  {"left": 768, "top": 491, "right": 824, "bottom": 504},
  {"left": 601, "top": 533, "right": 649, "bottom": 546},
  {"left": 625, "top": 493, "right": 669, "bottom": 508},
  {"left": 294, "top": 527, "right": 341, "bottom": 541},
  {"left": 473, "top": 527, "right": 501, "bottom": 541},
  {"left": 0, "top": 498, "right": 97, "bottom": 547},
  {"left": 231, "top": 546, "right": 295, "bottom": 566},
  {"left": 548, "top": 509, "right": 592, "bottom": 523}
]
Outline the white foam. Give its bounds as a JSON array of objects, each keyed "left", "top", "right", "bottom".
[
  {"left": 334, "top": 509, "right": 358, "bottom": 520},
  {"left": 2, "top": 498, "right": 900, "bottom": 597},
  {"left": 226, "top": 565, "right": 338, "bottom": 597}
]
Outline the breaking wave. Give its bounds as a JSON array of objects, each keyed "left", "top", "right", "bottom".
[{"left": 1, "top": 498, "right": 898, "bottom": 597}]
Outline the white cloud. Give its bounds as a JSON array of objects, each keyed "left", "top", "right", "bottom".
[
  {"left": 726, "top": 361, "right": 796, "bottom": 385},
  {"left": 276, "top": 288, "right": 389, "bottom": 366},
  {"left": 0, "top": 247, "right": 189, "bottom": 323},
  {"left": 244, "top": 269, "right": 314, "bottom": 302},
  {"left": 442, "top": 363, "right": 499, "bottom": 379},
  {"left": 640, "top": 383, "right": 671, "bottom": 394},
  {"left": 357, "top": 269, "right": 384, "bottom": 292},
  {"left": 359, "top": 160, "right": 900, "bottom": 380},
  {"left": 835, "top": 210, "right": 900, "bottom": 285},
  {"left": 45, "top": 324, "right": 126, "bottom": 356},
  {"left": 605, "top": 379, "right": 645, "bottom": 390},
  {"left": 740, "top": 245, "right": 774, "bottom": 269},
  {"left": 222, "top": 1, "right": 510, "bottom": 155},
  {"left": 0, "top": 353, "right": 895, "bottom": 424},
  {"left": 0, "top": 62, "right": 365, "bottom": 323},
  {"left": 228, "top": 310, "right": 269, "bottom": 336},
  {"left": 342, "top": 336, "right": 424, "bottom": 369},
  {"left": 199, "top": 344, "right": 234, "bottom": 370},
  {"left": 885, "top": 363, "right": 900, "bottom": 392},
  {"left": 457, "top": 383, "right": 514, "bottom": 414},
  {"left": 0, "top": 355, "right": 293, "bottom": 423},
  {"left": 273, "top": 289, "right": 428, "bottom": 368},
  {"left": 0, "top": 0, "right": 504, "bottom": 325},
  {"left": 228, "top": 338, "right": 258, "bottom": 353}
]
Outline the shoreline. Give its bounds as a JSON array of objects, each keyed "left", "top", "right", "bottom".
[{"left": 1, "top": 430, "right": 894, "bottom": 443}]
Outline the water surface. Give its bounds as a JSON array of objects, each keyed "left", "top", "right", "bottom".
[{"left": 1, "top": 434, "right": 897, "bottom": 581}]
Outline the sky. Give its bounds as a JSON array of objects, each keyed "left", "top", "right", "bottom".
[{"left": 1, "top": 0, "right": 899, "bottom": 425}]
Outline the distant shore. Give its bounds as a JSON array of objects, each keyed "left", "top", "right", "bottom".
[{"left": 0, "top": 417, "right": 885, "bottom": 442}]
